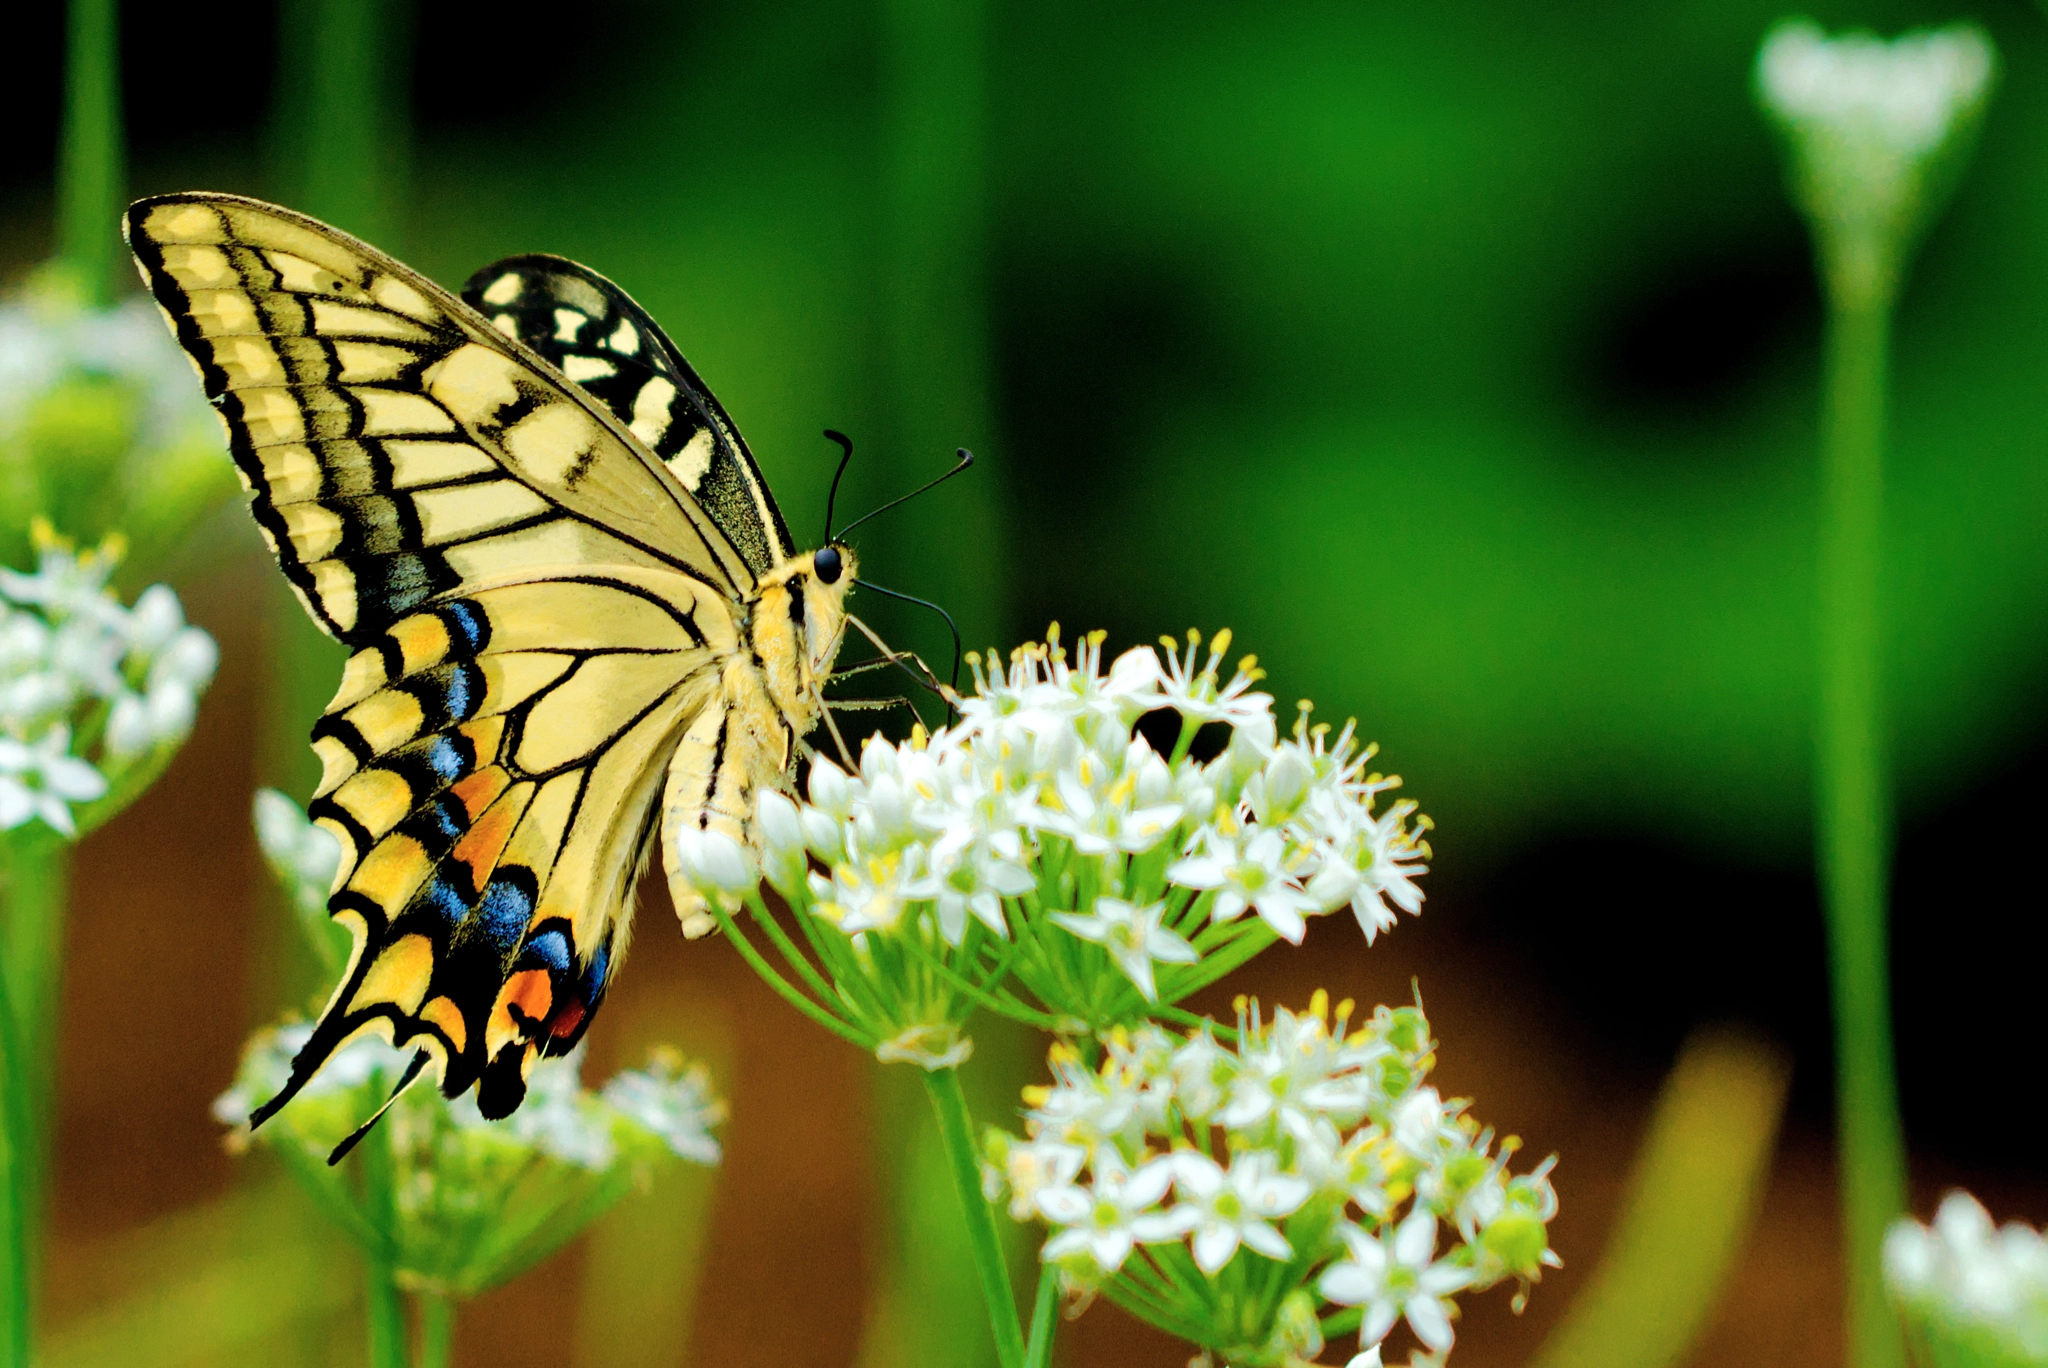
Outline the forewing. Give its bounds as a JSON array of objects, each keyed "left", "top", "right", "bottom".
[
  {"left": 254, "top": 568, "right": 738, "bottom": 1123},
  {"left": 462, "top": 254, "right": 798, "bottom": 578},
  {"left": 124, "top": 192, "right": 759, "bottom": 649}
]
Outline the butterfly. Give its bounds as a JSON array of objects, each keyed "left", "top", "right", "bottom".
[{"left": 126, "top": 192, "right": 872, "bottom": 1130}]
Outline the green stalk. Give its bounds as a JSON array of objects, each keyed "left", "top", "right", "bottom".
[
  {"left": 413, "top": 1292, "right": 453, "bottom": 1368},
  {"left": 1022, "top": 1264, "right": 1059, "bottom": 1368},
  {"left": 0, "top": 834, "right": 70, "bottom": 1365},
  {"left": 0, "top": 964, "right": 28, "bottom": 1368},
  {"left": 358, "top": 1111, "right": 406, "bottom": 1368},
  {"left": 1816, "top": 281, "right": 1908, "bottom": 1368},
  {"left": 58, "top": 0, "right": 124, "bottom": 306},
  {"left": 921, "top": 1067, "right": 1025, "bottom": 1368}
]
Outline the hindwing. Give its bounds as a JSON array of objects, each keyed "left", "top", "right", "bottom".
[
  {"left": 280, "top": 570, "right": 733, "bottom": 1120},
  {"left": 461, "top": 254, "right": 798, "bottom": 578}
]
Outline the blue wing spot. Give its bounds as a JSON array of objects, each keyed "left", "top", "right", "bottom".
[
  {"left": 423, "top": 794, "right": 464, "bottom": 845},
  {"left": 439, "top": 600, "right": 490, "bottom": 656},
  {"left": 443, "top": 663, "right": 482, "bottom": 722},
  {"left": 521, "top": 927, "right": 572, "bottom": 976},
  {"left": 419, "top": 871, "right": 471, "bottom": 926},
  {"left": 424, "top": 735, "right": 468, "bottom": 783},
  {"left": 477, "top": 873, "right": 536, "bottom": 953}
]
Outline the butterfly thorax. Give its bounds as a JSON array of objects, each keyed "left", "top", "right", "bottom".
[{"left": 743, "top": 543, "right": 858, "bottom": 735}]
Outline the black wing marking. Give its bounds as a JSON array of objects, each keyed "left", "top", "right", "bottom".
[{"left": 462, "top": 254, "right": 799, "bottom": 578}]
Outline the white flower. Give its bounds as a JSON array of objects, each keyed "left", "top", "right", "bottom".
[
  {"left": 1155, "top": 628, "right": 1274, "bottom": 735},
  {"left": 1393, "top": 1088, "right": 1462, "bottom": 1163},
  {"left": 600, "top": 1050, "right": 727, "bottom": 1165},
  {"left": 1042, "top": 742, "right": 1184, "bottom": 856},
  {"left": 1037, "top": 1151, "right": 1178, "bottom": 1274},
  {"left": 254, "top": 788, "right": 342, "bottom": 908},
  {"left": 754, "top": 789, "right": 810, "bottom": 895},
  {"left": 1756, "top": 21, "right": 1996, "bottom": 293},
  {"left": 1319, "top": 1211, "right": 1472, "bottom": 1353},
  {"left": 1759, "top": 22, "right": 1992, "bottom": 163},
  {"left": 997, "top": 1138, "right": 1087, "bottom": 1222},
  {"left": 809, "top": 848, "right": 919, "bottom": 935},
  {"left": 1050, "top": 896, "right": 1198, "bottom": 1000},
  {"left": 670, "top": 827, "right": 759, "bottom": 905},
  {"left": 1160, "top": 1150, "right": 1311, "bottom": 1273},
  {"left": 1169, "top": 827, "right": 1320, "bottom": 944},
  {"left": 0, "top": 725, "right": 106, "bottom": 834},
  {"left": 1885, "top": 1190, "right": 2048, "bottom": 1356}
]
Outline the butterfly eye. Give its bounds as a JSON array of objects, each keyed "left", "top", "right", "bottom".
[{"left": 814, "top": 545, "right": 843, "bottom": 585}]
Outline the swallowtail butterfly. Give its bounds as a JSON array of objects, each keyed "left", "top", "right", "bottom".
[{"left": 127, "top": 193, "right": 860, "bottom": 1129}]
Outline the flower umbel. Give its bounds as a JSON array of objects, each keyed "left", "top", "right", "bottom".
[
  {"left": 676, "top": 626, "right": 1433, "bottom": 1059},
  {"left": 984, "top": 994, "right": 1558, "bottom": 1366},
  {"left": 0, "top": 523, "right": 216, "bottom": 839},
  {"left": 1885, "top": 1191, "right": 2048, "bottom": 1368}
]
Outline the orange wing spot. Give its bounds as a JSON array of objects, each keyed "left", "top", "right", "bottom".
[
  {"left": 349, "top": 833, "right": 432, "bottom": 917},
  {"left": 452, "top": 793, "right": 523, "bottom": 888},
  {"left": 347, "top": 932, "right": 435, "bottom": 1015},
  {"left": 419, "top": 994, "right": 468, "bottom": 1055},
  {"left": 449, "top": 765, "right": 510, "bottom": 821},
  {"left": 486, "top": 969, "right": 553, "bottom": 1056}
]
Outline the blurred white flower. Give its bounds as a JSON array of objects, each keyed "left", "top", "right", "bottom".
[
  {"left": 0, "top": 725, "right": 106, "bottom": 834},
  {"left": 1163, "top": 1150, "right": 1311, "bottom": 1273},
  {"left": 1037, "top": 1150, "right": 1178, "bottom": 1275},
  {"left": 1320, "top": 1210, "right": 1472, "bottom": 1355},
  {"left": 1757, "top": 21, "right": 1995, "bottom": 297},
  {"left": 0, "top": 529, "right": 215, "bottom": 837},
  {"left": 1885, "top": 1190, "right": 2048, "bottom": 1362}
]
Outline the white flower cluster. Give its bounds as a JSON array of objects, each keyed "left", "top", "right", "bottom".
[
  {"left": 0, "top": 288, "right": 217, "bottom": 456},
  {"left": 985, "top": 995, "right": 1558, "bottom": 1365},
  {"left": 1886, "top": 1191, "right": 2048, "bottom": 1364},
  {"left": 674, "top": 629, "right": 1431, "bottom": 1014},
  {"left": 0, "top": 530, "right": 216, "bottom": 835}
]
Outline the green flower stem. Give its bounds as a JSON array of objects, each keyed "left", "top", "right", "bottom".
[
  {"left": 58, "top": 0, "right": 124, "bottom": 305},
  {"left": 1022, "top": 1263, "right": 1059, "bottom": 1368},
  {"left": 413, "top": 1292, "right": 453, "bottom": 1368},
  {"left": 921, "top": 1067, "right": 1025, "bottom": 1368},
  {"left": 0, "top": 833, "right": 69, "bottom": 1364},
  {"left": 709, "top": 899, "right": 871, "bottom": 1051},
  {"left": 1816, "top": 280, "right": 1909, "bottom": 1368},
  {"left": 0, "top": 966, "right": 29, "bottom": 1368},
  {"left": 358, "top": 1111, "right": 406, "bottom": 1368}
]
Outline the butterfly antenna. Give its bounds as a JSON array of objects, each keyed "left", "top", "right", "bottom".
[
  {"left": 326, "top": 1049, "right": 431, "bottom": 1165},
  {"left": 833, "top": 448, "right": 975, "bottom": 543},
  {"left": 858, "top": 580, "right": 963, "bottom": 695},
  {"left": 821, "top": 429, "right": 856, "bottom": 546}
]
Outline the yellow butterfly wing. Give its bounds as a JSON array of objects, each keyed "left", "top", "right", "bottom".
[{"left": 126, "top": 193, "right": 752, "bottom": 1120}]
